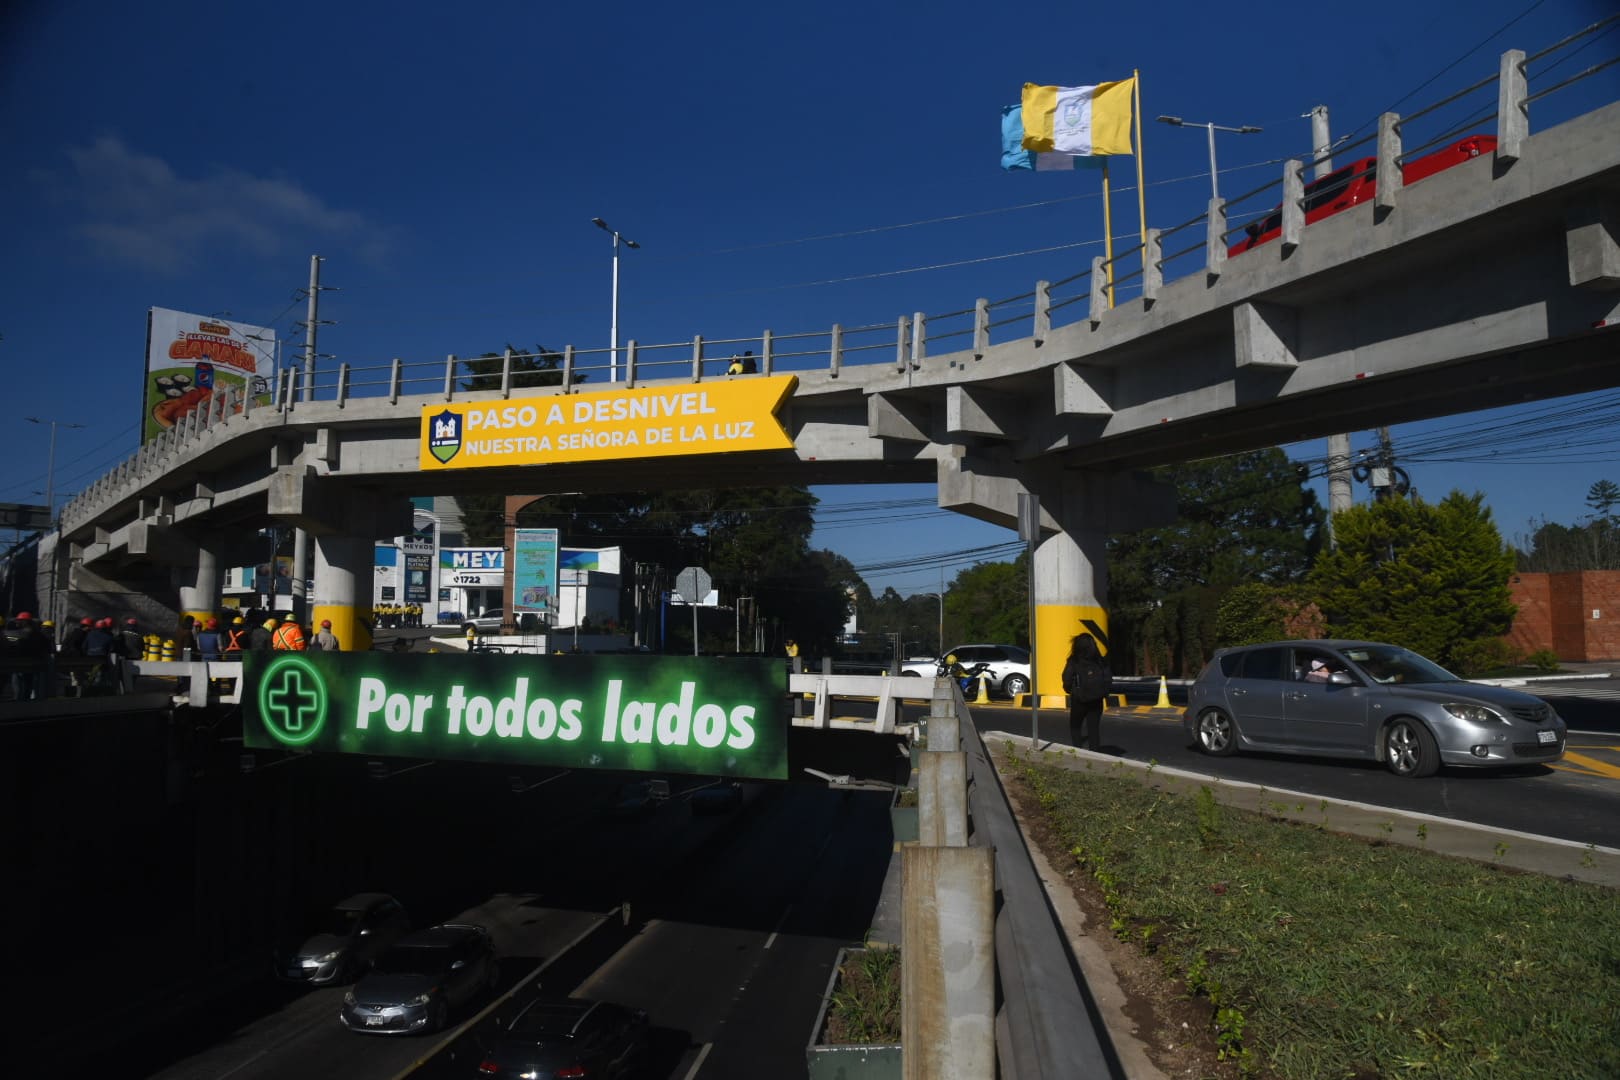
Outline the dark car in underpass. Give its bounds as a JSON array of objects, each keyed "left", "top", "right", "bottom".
[
  {"left": 476, "top": 997, "right": 650, "bottom": 1079},
  {"left": 1186, "top": 640, "right": 1567, "bottom": 777},
  {"left": 339, "top": 923, "right": 498, "bottom": 1035},
  {"left": 277, "top": 892, "right": 410, "bottom": 985}
]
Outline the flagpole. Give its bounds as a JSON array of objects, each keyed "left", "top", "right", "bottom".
[
  {"left": 1134, "top": 69, "right": 1147, "bottom": 250},
  {"left": 1102, "top": 158, "right": 1115, "bottom": 308}
]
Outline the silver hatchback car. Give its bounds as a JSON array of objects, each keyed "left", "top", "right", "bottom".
[{"left": 1185, "top": 640, "right": 1566, "bottom": 777}]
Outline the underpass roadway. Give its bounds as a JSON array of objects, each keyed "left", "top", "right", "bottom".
[{"left": 138, "top": 772, "right": 894, "bottom": 1080}]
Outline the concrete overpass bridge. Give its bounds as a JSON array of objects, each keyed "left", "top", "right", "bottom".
[{"left": 48, "top": 41, "right": 1620, "bottom": 694}]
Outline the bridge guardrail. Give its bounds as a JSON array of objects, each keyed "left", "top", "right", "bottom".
[{"left": 58, "top": 27, "right": 1620, "bottom": 531}]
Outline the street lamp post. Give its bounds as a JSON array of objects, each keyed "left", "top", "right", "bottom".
[
  {"left": 24, "top": 417, "right": 84, "bottom": 529},
  {"left": 1155, "top": 115, "right": 1263, "bottom": 202},
  {"left": 591, "top": 217, "right": 639, "bottom": 383}
]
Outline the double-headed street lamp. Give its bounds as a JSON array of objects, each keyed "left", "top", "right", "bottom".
[
  {"left": 1155, "top": 115, "right": 1263, "bottom": 202},
  {"left": 591, "top": 217, "right": 640, "bottom": 383}
]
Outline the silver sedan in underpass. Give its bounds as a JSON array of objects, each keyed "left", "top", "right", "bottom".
[{"left": 1185, "top": 640, "right": 1567, "bottom": 777}]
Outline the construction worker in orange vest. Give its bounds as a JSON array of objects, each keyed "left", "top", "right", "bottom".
[
  {"left": 271, "top": 614, "right": 307, "bottom": 651},
  {"left": 223, "top": 616, "right": 249, "bottom": 654}
]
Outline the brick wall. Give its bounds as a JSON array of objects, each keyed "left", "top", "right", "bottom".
[
  {"left": 1506, "top": 574, "right": 1551, "bottom": 657},
  {"left": 1506, "top": 571, "right": 1620, "bottom": 661},
  {"left": 1575, "top": 571, "right": 1620, "bottom": 661}
]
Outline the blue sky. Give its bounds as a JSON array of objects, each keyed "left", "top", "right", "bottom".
[{"left": 4, "top": 0, "right": 1617, "bottom": 597}]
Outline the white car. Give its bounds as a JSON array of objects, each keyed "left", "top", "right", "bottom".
[{"left": 901, "top": 644, "right": 1032, "bottom": 698}]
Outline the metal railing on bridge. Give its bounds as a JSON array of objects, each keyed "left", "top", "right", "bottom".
[{"left": 60, "top": 24, "right": 1620, "bottom": 528}]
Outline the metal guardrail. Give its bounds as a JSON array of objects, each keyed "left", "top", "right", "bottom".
[
  {"left": 57, "top": 33, "right": 1619, "bottom": 529},
  {"left": 960, "top": 693, "right": 1118, "bottom": 1078}
]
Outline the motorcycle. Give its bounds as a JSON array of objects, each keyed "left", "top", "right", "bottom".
[{"left": 937, "top": 657, "right": 995, "bottom": 699}]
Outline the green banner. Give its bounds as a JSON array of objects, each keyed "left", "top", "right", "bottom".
[{"left": 243, "top": 652, "right": 788, "bottom": 780}]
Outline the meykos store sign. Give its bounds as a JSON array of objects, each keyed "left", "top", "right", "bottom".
[
  {"left": 243, "top": 652, "right": 788, "bottom": 779},
  {"left": 420, "top": 376, "right": 796, "bottom": 469}
]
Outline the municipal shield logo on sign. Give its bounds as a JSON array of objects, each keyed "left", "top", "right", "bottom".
[{"left": 428, "top": 409, "right": 462, "bottom": 463}]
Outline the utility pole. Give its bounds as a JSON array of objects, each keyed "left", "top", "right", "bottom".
[
  {"left": 1309, "top": 105, "right": 1355, "bottom": 546},
  {"left": 290, "top": 254, "right": 328, "bottom": 623}
]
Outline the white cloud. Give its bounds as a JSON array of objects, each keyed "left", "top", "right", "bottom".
[{"left": 54, "top": 136, "right": 392, "bottom": 273}]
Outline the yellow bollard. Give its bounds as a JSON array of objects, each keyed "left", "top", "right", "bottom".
[
  {"left": 160, "top": 638, "right": 177, "bottom": 662},
  {"left": 974, "top": 671, "right": 991, "bottom": 704},
  {"left": 1156, "top": 675, "right": 1171, "bottom": 708}
]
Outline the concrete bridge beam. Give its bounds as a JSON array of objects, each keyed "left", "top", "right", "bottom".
[
  {"left": 1566, "top": 202, "right": 1620, "bottom": 290},
  {"left": 266, "top": 472, "right": 412, "bottom": 539}
]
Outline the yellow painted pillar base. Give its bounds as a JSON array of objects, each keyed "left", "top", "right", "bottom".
[
  {"left": 181, "top": 610, "right": 214, "bottom": 629},
  {"left": 1035, "top": 603, "right": 1109, "bottom": 706},
  {"left": 312, "top": 604, "right": 371, "bottom": 653}
]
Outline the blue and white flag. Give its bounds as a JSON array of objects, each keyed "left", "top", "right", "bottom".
[{"left": 1001, "top": 104, "right": 1104, "bottom": 171}]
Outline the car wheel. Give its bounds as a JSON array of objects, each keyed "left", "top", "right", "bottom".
[
  {"left": 1002, "top": 673, "right": 1030, "bottom": 699},
  {"left": 1195, "top": 709, "right": 1237, "bottom": 756},
  {"left": 1385, "top": 718, "right": 1439, "bottom": 778}
]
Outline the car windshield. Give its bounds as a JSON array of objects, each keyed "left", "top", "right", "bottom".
[
  {"left": 372, "top": 945, "right": 454, "bottom": 976},
  {"left": 317, "top": 907, "right": 365, "bottom": 936},
  {"left": 1341, "top": 645, "right": 1459, "bottom": 685}
]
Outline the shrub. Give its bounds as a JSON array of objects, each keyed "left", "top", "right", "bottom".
[
  {"left": 1524, "top": 648, "right": 1561, "bottom": 672},
  {"left": 1448, "top": 637, "right": 1521, "bottom": 676}
]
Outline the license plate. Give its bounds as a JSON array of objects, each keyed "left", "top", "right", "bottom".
[
  {"left": 1538, "top": 729, "right": 1557, "bottom": 745},
  {"left": 364, "top": 1014, "right": 386, "bottom": 1026}
]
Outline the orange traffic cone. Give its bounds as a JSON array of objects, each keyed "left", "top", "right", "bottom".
[{"left": 1156, "top": 675, "right": 1171, "bottom": 708}]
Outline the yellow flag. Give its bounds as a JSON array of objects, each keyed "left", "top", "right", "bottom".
[{"left": 1021, "top": 78, "right": 1135, "bottom": 156}]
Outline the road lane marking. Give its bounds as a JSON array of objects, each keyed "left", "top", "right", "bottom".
[
  {"left": 765, "top": 905, "right": 793, "bottom": 950},
  {"left": 679, "top": 1041, "right": 714, "bottom": 1080},
  {"left": 390, "top": 906, "right": 618, "bottom": 1080},
  {"left": 1550, "top": 750, "right": 1620, "bottom": 780}
]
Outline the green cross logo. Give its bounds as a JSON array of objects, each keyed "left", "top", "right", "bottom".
[{"left": 257, "top": 656, "right": 329, "bottom": 746}]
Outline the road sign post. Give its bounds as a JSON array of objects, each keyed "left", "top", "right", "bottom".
[
  {"left": 675, "top": 565, "right": 712, "bottom": 656},
  {"left": 1017, "top": 492, "right": 1040, "bottom": 748}
]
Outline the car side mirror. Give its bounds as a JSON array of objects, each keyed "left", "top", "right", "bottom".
[
  {"left": 1329, "top": 671, "right": 1354, "bottom": 685},
  {"left": 451, "top": 959, "right": 466, "bottom": 969}
]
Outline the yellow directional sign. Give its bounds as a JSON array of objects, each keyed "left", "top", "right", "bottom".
[{"left": 420, "top": 375, "right": 797, "bottom": 470}]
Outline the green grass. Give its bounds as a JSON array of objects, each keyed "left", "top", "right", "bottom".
[
  {"left": 1009, "top": 755, "right": 1620, "bottom": 1079},
  {"left": 823, "top": 947, "right": 902, "bottom": 1045}
]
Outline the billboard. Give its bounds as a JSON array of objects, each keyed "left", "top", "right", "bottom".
[
  {"left": 440, "top": 547, "right": 504, "bottom": 588},
  {"left": 419, "top": 376, "right": 797, "bottom": 470},
  {"left": 512, "top": 528, "right": 558, "bottom": 614},
  {"left": 374, "top": 545, "right": 400, "bottom": 604},
  {"left": 243, "top": 651, "right": 788, "bottom": 779},
  {"left": 143, "top": 307, "right": 277, "bottom": 442}
]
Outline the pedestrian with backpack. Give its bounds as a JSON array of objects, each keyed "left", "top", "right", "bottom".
[{"left": 1061, "top": 631, "right": 1112, "bottom": 752}]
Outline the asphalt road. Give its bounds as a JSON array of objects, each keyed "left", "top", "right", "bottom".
[
  {"left": 134, "top": 773, "right": 892, "bottom": 1080},
  {"left": 964, "top": 680, "right": 1620, "bottom": 849}
]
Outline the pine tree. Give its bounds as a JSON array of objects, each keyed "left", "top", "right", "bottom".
[{"left": 1307, "top": 491, "right": 1515, "bottom": 668}]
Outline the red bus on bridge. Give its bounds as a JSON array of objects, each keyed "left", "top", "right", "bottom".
[{"left": 1229, "top": 134, "right": 1497, "bottom": 257}]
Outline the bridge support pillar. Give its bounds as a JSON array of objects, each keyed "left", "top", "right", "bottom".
[
  {"left": 176, "top": 539, "right": 221, "bottom": 627},
  {"left": 938, "top": 453, "right": 1173, "bottom": 706},
  {"left": 1033, "top": 505, "right": 1110, "bottom": 709},
  {"left": 312, "top": 535, "right": 373, "bottom": 652}
]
